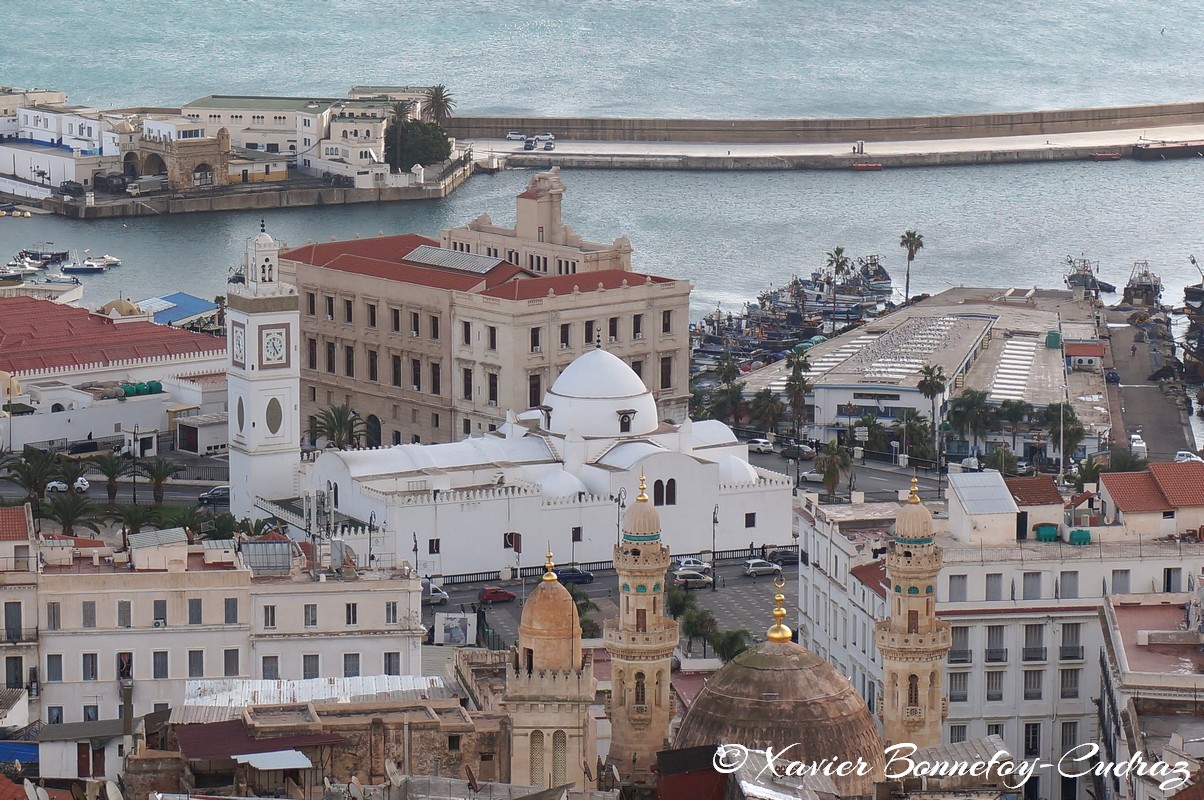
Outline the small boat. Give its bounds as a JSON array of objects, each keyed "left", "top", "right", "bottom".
[
  {"left": 1064, "top": 255, "right": 1115, "bottom": 295},
  {"left": 43, "top": 273, "right": 81, "bottom": 285},
  {"left": 18, "top": 244, "right": 68, "bottom": 264},
  {"left": 1133, "top": 140, "right": 1204, "bottom": 160},
  {"left": 83, "top": 250, "right": 120, "bottom": 266},
  {"left": 1121, "top": 260, "right": 1163, "bottom": 307},
  {"left": 60, "top": 259, "right": 108, "bottom": 275},
  {"left": 851, "top": 163, "right": 883, "bottom": 171},
  {"left": 1091, "top": 153, "right": 1122, "bottom": 161},
  {"left": 2, "top": 259, "right": 42, "bottom": 276}
]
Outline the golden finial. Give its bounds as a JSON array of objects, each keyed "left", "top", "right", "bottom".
[
  {"left": 907, "top": 476, "right": 920, "bottom": 504},
  {"left": 636, "top": 473, "right": 649, "bottom": 503},
  {"left": 542, "top": 550, "right": 558, "bottom": 582},
  {"left": 766, "top": 575, "right": 793, "bottom": 643}
]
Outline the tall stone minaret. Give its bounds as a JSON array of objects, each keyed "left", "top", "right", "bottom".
[
  {"left": 604, "top": 475, "right": 678, "bottom": 797},
  {"left": 876, "top": 478, "right": 951, "bottom": 748}
]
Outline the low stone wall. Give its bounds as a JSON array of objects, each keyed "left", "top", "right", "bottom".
[{"left": 445, "top": 102, "right": 1204, "bottom": 143}]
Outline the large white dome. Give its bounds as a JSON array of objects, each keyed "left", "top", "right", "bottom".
[{"left": 543, "top": 348, "right": 658, "bottom": 437}]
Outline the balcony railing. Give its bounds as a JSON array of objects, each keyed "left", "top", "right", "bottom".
[
  {"left": 0, "top": 628, "right": 37, "bottom": 644},
  {"left": 1060, "top": 645, "right": 1084, "bottom": 660},
  {"left": 986, "top": 691, "right": 1003, "bottom": 702},
  {"left": 1060, "top": 686, "right": 1079, "bottom": 699},
  {"left": 947, "top": 649, "right": 972, "bottom": 664},
  {"left": 1022, "top": 646, "right": 1047, "bottom": 661},
  {"left": 985, "top": 648, "right": 1008, "bottom": 663}
]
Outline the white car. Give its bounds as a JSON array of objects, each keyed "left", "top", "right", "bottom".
[
  {"left": 747, "top": 438, "right": 774, "bottom": 454},
  {"left": 799, "top": 469, "right": 825, "bottom": 483},
  {"left": 46, "top": 477, "right": 89, "bottom": 493},
  {"left": 504, "top": 131, "right": 526, "bottom": 141},
  {"left": 675, "top": 557, "right": 713, "bottom": 574},
  {"left": 534, "top": 132, "right": 556, "bottom": 141},
  {"left": 1174, "top": 450, "right": 1204, "bottom": 463},
  {"left": 742, "top": 558, "right": 782, "bottom": 577}
]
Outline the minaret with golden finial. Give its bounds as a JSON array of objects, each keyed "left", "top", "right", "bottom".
[
  {"left": 875, "top": 477, "right": 951, "bottom": 748},
  {"left": 766, "top": 575, "right": 793, "bottom": 643},
  {"left": 605, "top": 474, "right": 678, "bottom": 796}
]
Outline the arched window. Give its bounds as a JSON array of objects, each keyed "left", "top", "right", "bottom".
[
  {"left": 653, "top": 480, "right": 664, "bottom": 506},
  {"left": 332, "top": 483, "right": 339, "bottom": 508},
  {"left": 619, "top": 413, "right": 632, "bottom": 433},
  {"left": 529, "top": 730, "right": 544, "bottom": 786},
  {"left": 51, "top": 403, "right": 64, "bottom": 413},
  {"left": 552, "top": 730, "right": 567, "bottom": 786},
  {"left": 634, "top": 672, "right": 646, "bottom": 705},
  {"left": 366, "top": 415, "right": 382, "bottom": 448},
  {"left": 666, "top": 478, "right": 677, "bottom": 505},
  {"left": 907, "top": 674, "right": 919, "bottom": 706}
]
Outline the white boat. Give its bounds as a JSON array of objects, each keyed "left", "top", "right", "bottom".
[
  {"left": 43, "top": 273, "right": 81, "bottom": 285},
  {"left": 5, "top": 256, "right": 43, "bottom": 273},
  {"left": 83, "top": 249, "right": 121, "bottom": 266}
]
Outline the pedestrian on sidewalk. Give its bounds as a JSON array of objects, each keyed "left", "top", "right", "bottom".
[{"left": 1131, "top": 343, "right": 1138, "bottom": 356}]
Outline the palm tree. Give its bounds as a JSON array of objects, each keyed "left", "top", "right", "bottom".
[
  {"left": 784, "top": 367, "right": 812, "bottom": 443},
  {"left": 388, "top": 100, "right": 414, "bottom": 172},
  {"left": 107, "top": 504, "right": 161, "bottom": 535},
  {"left": 825, "top": 246, "right": 852, "bottom": 335},
  {"left": 1105, "top": 447, "right": 1147, "bottom": 473},
  {"left": 854, "top": 414, "right": 886, "bottom": 452},
  {"left": 749, "top": 388, "right": 784, "bottom": 433},
  {"left": 54, "top": 458, "right": 90, "bottom": 495},
  {"left": 138, "top": 457, "right": 185, "bottom": 505},
  {"left": 1042, "top": 403, "right": 1085, "bottom": 471},
  {"left": 917, "top": 364, "right": 947, "bottom": 448},
  {"left": 689, "top": 387, "right": 712, "bottom": 421},
  {"left": 949, "top": 389, "right": 993, "bottom": 454},
  {"left": 423, "top": 84, "right": 456, "bottom": 125},
  {"left": 203, "top": 512, "right": 239, "bottom": 540},
  {"left": 3, "top": 453, "right": 55, "bottom": 511},
  {"left": 709, "top": 381, "right": 746, "bottom": 425},
  {"left": 708, "top": 628, "right": 751, "bottom": 663},
  {"left": 784, "top": 350, "right": 811, "bottom": 376},
  {"left": 311, "top": 404, "right": 368, "bottom": 450},
  {"left": 816, "top": 439, "right": 852, "bottom": 496},
  {"left": 897, "top": 408, "right": 933, "bottom": 460},
  {"left": 89, "top": 453, "right": 131, "bottom": 508},
  {"left": 1071, "top": 458, "right": 1103, "bottom": 492},
  {"left": 666, "top": 585, "right": 698, "bottom": 620},
  {"left": 682, "top": 608, "right": 719, "bottom": 656},
  {"left": 997, "top": 399, "right": 1033, "bottom": 452},
  {"left": 715, "top": 350, "right": 740, "bottom": 387},
  {"left": 899, "top": 230, "right": 924, "bottom": 303},
  {"left": 42, "top": 494, "right": 102, "bottom": 536},
  {"left": 166, "top": 505, "right": 210, "bottom": 542}
]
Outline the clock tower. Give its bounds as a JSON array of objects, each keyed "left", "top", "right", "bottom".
[{"left": 227, "top": 222, "right": 301, "bottom": 520}]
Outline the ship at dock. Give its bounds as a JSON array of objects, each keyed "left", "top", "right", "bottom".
[
  {"left": 1064, "top": 254, "right": 1115, "bottom": 295},
  {"left": 1121, "top": 260, "right": 1162, "bottom": 308},
  {"left": 1183, "top": 256, "right": 1204, "bottom": 383}
]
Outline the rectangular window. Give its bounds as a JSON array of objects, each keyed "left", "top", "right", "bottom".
[
  {"left": 488, "top": 373, "right": 498, "bottom": 405},
  {"left": 153, "top": 651, "right": 168, "bottom": 680},
  {"left": 560, "top": 323, "right": 571, "bottom": 349},
  {"left": 986, "top": 624, "right": 1006, "bottom": 662},
  {"left": 1060, "top": 668, "right": 1080, "bottom": 698},
  {"left": 368, "top": 349, "right": 378, "bottom": 382},
  {"left": 432, "top": 412, "right": 440, "bottom": 429},
  {"left": 633, "top": 314, "right": 643, "bottom": 339},
  {"left": 306, "top": 292, "right": 316, "bottom": 316},
  {"left": 304, "top": 604, "right": 317, "bottom": 627},
  {"left": 344, "top": 345, "right": 355, "bottom": 377},
  {"left": 117, "top": 600, "right": 131, "bottom": 629},
  {"left": 303, "top": 654, "right": 319, "bottom": 679},
  {"left": 392, "top": 308, "right": 401, "bottom": 332},
  {"left": 461, "top": 320, "right": 471, "bottom": 345},
  {"left": 985, "top": 670, "right": 1004, "bottom": 701},
  {"left": 1022, "top": 571, "right": 1041, "bottom": 600},
  {"left": 1061, "top": 622, "right": 1083, "bottom": 659},
  {"left": 223, "top": 648, "right": 239, "bottom": 677},
  {"left": 985, "top": 572, "right": 1003, "bottom": 601},
  {"left": 1112, "top": 568, "right": 1130, "bottom": 594},
  {"left": 572, "top": 526, "right": 583, "bottom": 543},
  {"left": 448, "top": 734, "right": 462, "bottom": 751},
  {"left": 346, "top": 603, "right": 358, "bottom": 626},
  {"left": 385, "top": 601, "right": 398, "bottom": 625},
  {"left": 83, "top": 705, "right": 98, "bottom": 722},
  {"left": 585, "top": 320, "right": 596, "bottom": 346},
  {"left": 431, "top": 363, "right": 441, "bottom": 395},
  {"left": 530, "top": 327, "right": 541, "bottom": 352},
  {"left": 488, "top": 326, "right": 497, "bottom": 350},
  {"left": 411, "top": 359, "right": 422, "bottom": 391},
  {"left": 307, "top": 338, "right": 317, "bottom": 370},
  {"left": 987, "top": 722, "right": 1004, "bottom": 738},
  {"left": 82, "top": 653, "right": 98, "bottom": 681},
  {"left": 46, "top": 602, "right": 60, "bottom": 631},
  {"left": 1061, "top": 721, "right": 1079, "bottom": 752},
  {"left": 82, "top": 601, "right": 96, "bottom": 629},
  {"left": 343, "top": 299, "right": 353, "bottom": 324},
  {"left": 949, "top": 626, "right": 970, "bottom": 663},
  {"left": 949, "top": 724, "right": 967, "bottom": 744},
  {"left": 1024, "top": 722, "right": 1041, "bottom": 757},
  {"left": 948, "top": 574, "right": 967, "bottom": 602},
  {"left": 46, "top": 654, "right": 62, "bottom": 682},
  {"left": 262, "top": 655, "right": 279, "bottom": 680},
  {"left": 529, "top": 374, "right": 541, "bottom": 409},
  {"left": 263, "top": 605, "right": 276, "bottom": 629},
  {"left": 662, "top": 310, "right": 673, "bottom": 334},
  {"left": 367, "top": 303, "right": 377, "bottom": 328},
  {"left": 410, "top": 311, "right": 420, "bottom": 336},
  {"left": 608, "top": 316, "right": 619, "bottom": 342},
  {"left": 1023, "top": 669, "right": 1043, "bottom": 700},
  {"left": 429, "top": 315, "right": 440, "bottom": 340},
  {"left": 948, "top": 672, "right": 968, "bottom": 702},
  {"left": 224, "top": 597, "right": 238, "bottom": 625},
  {"left": 343, "top": 653, "right": 360, "bottom": 678},
  {"left": 392, "top": 355, "right": 402, "bottom": 387},
  {"left": 428, "top": 538, "right": 441, "bottom": 555},
  {"left": 745, "top": 512, "right": 756, "bottom": 528},
  {"left": 1060, "top": 570, "right": 1079, "bottom": 599},
  {"left": 632, "top": 360, "right": 643, "bottom": 379},
  {"left": 326, "top": 342, "right": 336, "bottom": 373},
  {"left": 325, "top": 296, "right": 334, "bottom": 318},
  {"left": 1024, "top": 623, "right": 1046, "bottom": 661},
  {"left": 660, "top": 356, "right": 673, "bottom": 390},
  {"left": 462, "top": 367, "right": 473, "bottom": 400},
  {"left": 188, "top": 598, "right": 202, "bottom": 625},
  {"left": 47, "top": 706, "right": 63, "bottom": 725},
  {"left": 188, "top": 650, "right": 204, "bottom": 678},
  {"left": 384, "top": 652, "right": 401, "bottom": 676}
]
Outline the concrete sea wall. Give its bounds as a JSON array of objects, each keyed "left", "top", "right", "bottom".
[{"left": 445, "top": 102, "right": 1204, "bottom": 143}]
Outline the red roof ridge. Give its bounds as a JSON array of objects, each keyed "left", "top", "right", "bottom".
[
  {"left": 1099, "top": 470, "right": 1173, "bottom": 513},
  {"left": 1004, "top": 475, "right": 1065, "bottom": 506}
]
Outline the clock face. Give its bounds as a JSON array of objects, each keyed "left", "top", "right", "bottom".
[
  {"left": 262, "top": 328, "right": 287, "bottom": 365},
  {"left": 231, "top": 326, "right": 245, "bottom": 365}
]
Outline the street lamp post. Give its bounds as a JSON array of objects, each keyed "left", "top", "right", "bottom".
[
  {"left": 131, "top": 424, "right": 139, "bottom": 505},
  {"left": 711, "top": 505, "right": 719, "bottom": 592},
  {"left": 614, "top": 488, "right": 627, "bottom": 546}
]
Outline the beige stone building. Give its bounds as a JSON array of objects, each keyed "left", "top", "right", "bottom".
[{"left": 280, "top": 178, "right": 692, "bottom": 446}]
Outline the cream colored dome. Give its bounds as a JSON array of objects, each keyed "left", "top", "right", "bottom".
[
  {"left": 536, "top": 468, "right": 588, "bottom": 499},
  {"left": 718, "top": 454, "right": 758, "bottom": 484},
  {"left": 517, "top": 554, "right": 582, "bottom": 672},
  {"left": 99, "top": 298, "right": 143, "bottom": 317},
  {"left": 622, "top": 477, "right": 661, "bottom": 541},
  {"left": 895, "top": 478, "right": 934, "bottom": 541}
]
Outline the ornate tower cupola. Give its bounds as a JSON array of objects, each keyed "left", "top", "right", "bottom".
[{"left": 875, "top": 478, "right": 952, "bottom": 747}]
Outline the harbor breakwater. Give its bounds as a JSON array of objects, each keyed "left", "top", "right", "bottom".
[{"left": 445, "top": 101, "right": 1204, "bottom": 144}]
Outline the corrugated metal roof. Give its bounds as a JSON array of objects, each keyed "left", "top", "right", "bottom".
[
  {"left": 948, "top": 472, "right": 1019, "bottom": 515},
  {"left": 128, "top": 527, "right": 188, "bottom": 549},
  {"left": 0, "top": 688, "right": 25, "bottom": 714},
  {"left": 912, "top": 733, "right": 1010, "bottom": 764},
  {"left": 200, "top": 538, "right": 236, "bottom": 550},
  {"left": 403, "top": 244, "right": 504, "bottom": 274},
  {"left": 38, "top": 718, "right": 127, "bottom": 742}
]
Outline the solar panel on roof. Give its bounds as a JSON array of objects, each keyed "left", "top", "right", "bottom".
[
  {"left": 240, "top": 540, "right": 295, "bottom": 574},
  {"left": 403, "top": 245, "right": 505, "bottom": 274}
]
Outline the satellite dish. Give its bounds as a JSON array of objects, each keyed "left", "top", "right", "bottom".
[
  {"left": 106, "top": 781, "right": 124, "bottom": 800},
  {"left": 12, "top": 761, "right": 21, "bottom": 775},
  {"left": 36, "top": 787, "right": 49, "bottom": 800},
  {"left": 385, "top": 761, "right": 402, "bottom": 788},
  {"left": 464, "top": 765, "right": 479, "bottom": 793},
  {"left": 85, "top": 782, "right": 100, "bottom": 800},
  {"left": 347, "top": 779, "right": 363, "bottom": 800},
  {"left": 323, "top": 777, "right": 332, "bottom": 792},
  {"left": 23, "top": 780, "right": 35, "bottom": 800}
]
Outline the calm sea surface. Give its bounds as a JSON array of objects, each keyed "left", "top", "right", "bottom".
[{"left": 1, "top": 2, "right": 1203, "bottom": 314}]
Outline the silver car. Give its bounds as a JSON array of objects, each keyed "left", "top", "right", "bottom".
[
  {"left": 742, "top": 558, "right": 782, "bottom": 577},
  {"left": 672, "top": 570, "right": 713, "bottom": 590}
]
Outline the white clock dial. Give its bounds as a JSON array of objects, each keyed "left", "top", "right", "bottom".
[{"left": 262, "top": 329, "right": 287, "bottom": 364}]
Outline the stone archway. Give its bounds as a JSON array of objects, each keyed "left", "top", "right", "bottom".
[
  {"left": 366, "top": 414, "right": 382, "bottom": 448},
  {"left": 122, "top": 152, "right": 141, "bottom": 177},
  {"left": 192, "top": 162, "right": 214, "bottom": 188},
  {"left": 143, "top": 153, "right": 167, "bottom": 176}
]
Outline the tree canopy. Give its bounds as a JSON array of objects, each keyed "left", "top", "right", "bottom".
[{"left": 384, "top": 120, "right": 452, "bottom": 172}]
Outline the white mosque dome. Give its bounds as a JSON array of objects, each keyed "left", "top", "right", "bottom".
[
  {"left": 254, "top": 231, "right": 275, "bottom": 246},
  {"left": 536, "top": 468, "right": 589, "bottom": 499},
  {"left": 718, "top": 455, "right": 759, "bottom": 485},
  {"left": 543, "top": 348, "right": 658, "bottom": 437}
]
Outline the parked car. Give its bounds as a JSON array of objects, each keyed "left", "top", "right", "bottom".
[
  {"left": 198, "top": 486, "right": 231, "bottom": 505},
  {"left": 798, "top": 469, "right": 824, "bottom": 483},
  {"left": 543, "top": 141, "right": 555, "bottom": 151},
  {"left": 672, "top": 570, "right": 713, "bottom": 590},
  {"left": 505, "top": 131, "right": 526, "bottom": 141},
  {"left": 556, "top": 565, "right": 595, "bottom": 585},
  {"left": 747, "top": 438, "right": 774, "bottom": 454},
  {"left": 1013, "top": 459, "right": 1035, "bottom": 476},
  {"left": 1106, "top": 369, "right": 1121, "bottom": 384},
  {"left": 58, "top": 181, "right": 84, "bottom": 197},
  {"left": 780, "top": 444, "right": 815, "bottom": 460},
  {"left": 523, "top": 138, "right": 537, "bottom": 151},
  {"left": 46, "top": 477, "right": 89, "bottom": 493},
  {"left": 421, "top": 577, "right": 450, "bottom": 606},
  {"left": 1174, "top": 450, "right": 1204, "bottom": 463},
  {"left": 674, "top": 557, "right": 713, "bottom": 574},
  {"left": 477, "top": 586, "right": 517, "bottom": 604},
  {"left": 742, "top": 558, "right": 782, "bottom": 577},
  {"left": 535, "top": 132, "right": 556, "bottom": 141},
  {"left": 766, "top": 548, "right": 799, "bottom": 566}
]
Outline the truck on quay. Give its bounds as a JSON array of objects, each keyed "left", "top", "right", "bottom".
[{"left": 126, "top": 176, "right": 165, "bottom": 196}]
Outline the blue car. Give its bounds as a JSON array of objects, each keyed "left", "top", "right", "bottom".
[{"left": 556, "top": 566, "right": 595, "bottom": 585}]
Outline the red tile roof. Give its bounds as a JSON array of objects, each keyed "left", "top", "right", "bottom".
[
  {"left": 1149, "top": 461, "right": 1204, "bottom": 507},
  {"left": 1066, "top": 490, "right": 1095, "bottom": 509},
  {"left": 318, "top": 253, "right": 488, "bottom": 291},
  {"left": 1004, "top": 476, "right": 1065, "bottom": 506},
  {"left": 480, "top": 269, "right": 675, "bottom": 301},
  {"left": 42, "top": 533, "right": 104, "bottom": 548},
  {"left": 175, "top": 719, "right": 343, "bottom": 761},
  {"left": 0, "top": 297, "right": 224, "bottom": 375},
  {"left": 1064, "top": 342, "right": 1104, "bottom": 357},
  {"left": 1099, "top": 471, "right": 1173, "bottom": 513},
  {"left": 281, "top": 234, "right": 439, "bottom": 268},
  {"left": 516, "top": 190, "right": 545, "bottom": 200},
  {"left": 850, "top": 560, "right": 888, "bottom": 599},
  {"left": 0, "top": 507, "right": 31, "bottom": 542}
]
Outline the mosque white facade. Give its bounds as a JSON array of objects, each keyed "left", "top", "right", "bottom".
[{"left": 233, "top": 231, "right": 793, "bottom": 577}]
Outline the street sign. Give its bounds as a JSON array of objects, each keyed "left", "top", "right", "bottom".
[{"left": 854, "top": 426, "right": 869, "bottom": 442}]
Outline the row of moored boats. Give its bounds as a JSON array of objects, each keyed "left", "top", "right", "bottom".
[{"left": 1, "top": 243, "right": 121, "bottom": 283}]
